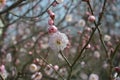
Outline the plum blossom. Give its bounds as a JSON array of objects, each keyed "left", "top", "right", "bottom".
[
  {"left": 49, "top": 31, "right": 69, "bottom": 52},
  {"left": 65, "top": 14, "right": 72, "bottom": 22},
  {"left": 104, "top": 34, "right": 111, "bottom": 41},
  {"left": 29, "top": 64, "right": 39, "bottom": 73},
  {"left": 78, "top": 19, "right": 86, "bottom": 27},
  {"left": 56, "top": 0, "right": 64, "bottom": 3},
  {"left": 89, "top": 73, "right": 99, "bottom": 80}
]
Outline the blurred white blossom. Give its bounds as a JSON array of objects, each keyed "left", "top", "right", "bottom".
[
  {"left": 56, "top": 0, "right": 64, "bottom": 3},
  {"left": 89, "top": 73, "right": 99, "bottom": 80},
  {"left": 31, "top": 72, "right": 42, "bottom": 80},
  {"left": 59, "top": 67, "right": 68, "bottom": 77},
  {"left": 78, "top": 19, "right": 86, "bottom": 27},
  {"left": 65, "top": 14, "right": 72, "bottom": 22},
  {"left": 104, "top": 35, "right": 111, "bottom": 41},
  {"left": 94, "top": 51, "right": 100, "bottom": 59},
  {"left": 80, "top": 72, "right": 88, "bottom": 80},
  {"left": 6, "top": 53, "right": 12, "bottom": 62}
]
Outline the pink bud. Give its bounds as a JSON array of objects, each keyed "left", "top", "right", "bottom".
[
  {"left": 48, "top": 25, "right": 58, "bottom": 34},
  {"left": 0, "top": 65, "right": 5, "bottom": 73},
  {"left": 86, "top": 11, "right": 91, "bottom": 16},
  {"left": 54, "top": 65, "right": 59, "bottom": 71},
  {"left": 47, "top": 10, "right": 55, "bottom": 20},
  {"left": 88, "top": 15, "right": 96, "bottom": 22},
  {"left": 66, "top": 42, "right": 71, "bottom": 48},
  {"left": 48, "top": 18, "right": 54, "bottom": 25},
  {"left": 86, "top": 44, "right": 91, "bottom": 49}
]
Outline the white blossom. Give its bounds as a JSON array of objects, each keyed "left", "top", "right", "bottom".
[
  {"left": 65, "top": 14, "right": 72, "bottom": 22},
  {"left": 6, "top": 53, "right": 12, "bottom": 62},
  {"left": 89, "top": 73, "right": 99, "bottom": 80},
  {"left": 94, "top": 51, "right": 100, "bottom": 59},
  {"left": 29, "top": 64, "right": 39, "bottom": 73},
  {"left": 49, "top": 31, "right": 69, "bottom": 52},
  {"left": 78, "top": 19, "right": 86, "bottom": 27},
  {"left": 56, "top": 0, "right": 64, "bottom": 3},
  {"left": 104, "top": 35, "right": 111, "bottom": 41}
]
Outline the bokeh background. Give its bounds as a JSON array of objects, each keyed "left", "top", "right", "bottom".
[{"left": 0, "top": 0, "right": 120, "bottom": 80}]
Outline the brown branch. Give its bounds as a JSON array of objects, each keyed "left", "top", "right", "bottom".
[
  {"left": 66, "top": 0, "right": 107, "bottom": 80},
  {"left": 0, "top": 0, "right": 25, "bottom": 15},
  {"left": 87, "top": 0, "right": 108, "bottom": 57}
]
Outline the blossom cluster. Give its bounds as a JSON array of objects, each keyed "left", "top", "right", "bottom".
[{"left": 47, "top": 5, "right": 69, "bottom": 52}]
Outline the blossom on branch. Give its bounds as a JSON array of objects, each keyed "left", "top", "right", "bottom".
[{"left": 48, "top": 31, "right": 69, "bottom": 52}]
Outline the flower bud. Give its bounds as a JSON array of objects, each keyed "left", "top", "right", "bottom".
[
  {"left": 88, "top": 15, "right": 96, "bottom": 22},
  {"left": 54, "top": 65, "right": 59, "bottom": 71},
  {"left": 48, "top": 25, "right": 58, "bottom": 34},
  {"left": 47, "top": 10, "right": 55, "bottom": 20}
]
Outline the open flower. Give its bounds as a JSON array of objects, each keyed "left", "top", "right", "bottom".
[
  {"left": 56, "top": 0, "right": 64, "bottom": 3},
  {"left": 29, "top": 64, "right": 39, "bottom": 73},
  {"left": 89, "top": 73, "right": 99, "bottom": 80},
  {"left": 49, "top": 31, "right": 69, "bottom": 52}
]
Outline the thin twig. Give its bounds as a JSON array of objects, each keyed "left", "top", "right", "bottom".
[
  {"left": 87, "top": 0, "right": 108, "bottom": 57},
  {"left": 71, "top": 0, "right": 107, "bottom": 75},
  {"left": 59, "top": 51, "right": 71, "bottom": 67}
]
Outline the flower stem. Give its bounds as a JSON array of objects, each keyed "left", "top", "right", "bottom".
[{"left": 59, "top": 51, "right": 71, "bottom": 67}]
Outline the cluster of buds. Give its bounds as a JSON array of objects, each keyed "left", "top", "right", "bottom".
[
  {"left": 47, "top": 2, "right": 69, "bottom": 52},
  {"left": 47, "top": 9, "right": 57, "bottom": 34}
]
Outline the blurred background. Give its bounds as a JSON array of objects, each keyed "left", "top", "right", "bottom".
[{"left": 0, "top": 0, "right": 120, "bottom": 80}]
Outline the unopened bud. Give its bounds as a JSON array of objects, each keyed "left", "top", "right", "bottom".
[
  {"left": 88, "top": 15, "right": 96, "bottom": 22},
  {"left": 47, "top": 10, "right": 55, "bottom": 20},
  {"left": 48, "top": 25, "right": 58, "bottom": 34}
]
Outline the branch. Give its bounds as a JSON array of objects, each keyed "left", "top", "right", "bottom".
[
  {"left": 59, "top": 51, "right": 71, "bottom": 67},
  {"left": 0, "top": 0, "right": 25, "bottom": 15},
  {"left": 71, "top": 0, "right": 107, "bottom": 70}
]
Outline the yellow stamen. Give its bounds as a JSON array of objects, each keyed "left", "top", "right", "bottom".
[{"left": 56, "top": 39, "right": 61, "bottom": 45}]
